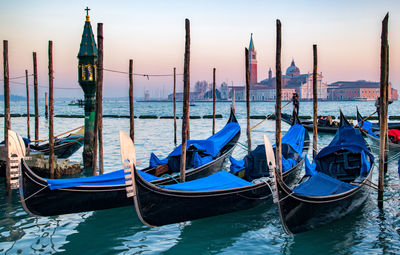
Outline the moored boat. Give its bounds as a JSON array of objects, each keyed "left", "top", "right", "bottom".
[
  {"left": 357, "top": 108, "right": 400, "bottom": 154},
  {"left": 125, "top": 114, "right": 309, "bottom": 227},
  {"left": 282, "top": 113, "right": 339, "bottom": 134},
  {"left": 271, "top": 111, "right": 374, "bottom": 234},
  {"left": 19, "top": 109, "right": 240, "bottom": 216}
]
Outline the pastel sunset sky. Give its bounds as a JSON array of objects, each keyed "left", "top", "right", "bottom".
[{"left": 1, "top": 0, "right": 400, "bottom": 98}]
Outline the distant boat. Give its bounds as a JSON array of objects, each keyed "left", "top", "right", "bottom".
[
  {"left": 189, "top": 101, "right": 196, "bottom": 106},
  {"left": 68, "top": 99, "right": 84, "bottom": 106}
]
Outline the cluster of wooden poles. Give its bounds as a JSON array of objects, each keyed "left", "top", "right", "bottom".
[{"left": 2, "top": 14, "right": 392, "bottom": 209}]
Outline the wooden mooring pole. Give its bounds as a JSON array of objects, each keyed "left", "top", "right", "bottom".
[
  {"left": 212, "top": 67, "right": 216, "bottom": 135},
  {"left": 25, "top": 70, "right": 30, "bottom": 139},
  {"left": 276, "top": 20, "right": 282, "bottom": 176},
  {"left": 173, "top": 67, "right": 177, "bottom": 145},
  {"left": 48, "top": 41, "right": 55, "bottom": 178},
  {"left": 312, "top": 44, "right": 318, "bottom": 158},
  {"left": 245, "top": 48, "right": 251, "bottom": 153},
  {"left": 45, "top": 92, "right": 48, "bottom": 119},
  {"left": 180, "top": 18, "right": 190, "bottom": 183},
  {"left": 129, "top": 59, "right": 134, "bottom": 144},
  {"left": 33, "top": 52, "right": 39, "bottom": 141},
  {"left": 378, "top": 13, "right": 389, "bottom": 209},
  {"left": 93, "top": 23, "right": 104, "bottom": 175},
  {"left": 3, "top": 40, "right": 11, "bottom": 194},
  {"left": 232, "top": 89, "right": 235, "bottom": 113}
]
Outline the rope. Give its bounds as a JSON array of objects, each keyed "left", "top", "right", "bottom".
[
  {"left": 0, "top": 74, "right": 33, "bottom": 82},
  {"left": 250, "top": 101, "right": 291, "bottom": 131},
  {"left": 31, "top": 126, "right": 83, "bottom": 143},
  {"left": 22, "top": 185, "right": 48, "bottom": 202},
  {"left": 9, "top": 80, "right": 82, "bottom": 90},
  {"left": 160, "top": 174, "right": 180, "bottom": 184},
  {"left": 103, "top": 68, "right": 183, "bottom": 78},
  {"left": 237, "top": 141, "right": 251, "bottom": 152}
]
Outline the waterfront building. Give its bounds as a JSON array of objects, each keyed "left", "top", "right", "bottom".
[{"left": 327, "top": 81, "right": 398, "bottom": 101}]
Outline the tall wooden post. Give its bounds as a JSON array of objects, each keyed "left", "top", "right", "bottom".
[
  {"left": 173, "top": 67, "right": 177, "bottom": 145},
  {"left": 312, "top": 44, "right": 318, "bottom": 158},
  {"left": 3, "top": 40, "right": 11, "bottom": 194},
  {"left": 275, "top": 20, "right": 282, "bottom": 176},
  {"left": 180, "top": 18, "right": 190, "bottom": 183},
  {"left": 33, "top": 52, "right": 39, "bottom": 141},
  {"left": 245, "top": 48, "right": 251, "bottom": 153},
  {"left": 212, "top": 67, "right": 216, "bottom": 135},
  {"left": 48, "top": 41, "right": 55, "bottom": 178},
  {"left": 129, "top": 59, "right": 134, "bottom": 143},
  {"left": 232, "top": 89, "right": 236, "bottom": 113},
  {"left": 378, "top": 13, "right": 389, "bottom": 209},
  {"left": 93, "top": 23, "right": 104, "bottom": 175},
  {"left": 25, "top": 70, "right": 30, "bottom": 139},
  {"left": 45, "top": 92, "right": 48, "bottom": 119}
]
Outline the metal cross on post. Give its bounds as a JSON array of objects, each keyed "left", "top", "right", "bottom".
[{"left": 85, "top": 7, "right": 90, "bottom": 16}]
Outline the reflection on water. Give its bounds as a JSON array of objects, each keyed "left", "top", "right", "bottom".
[{"left": 0, "top": 101, "right": 400, "bottom": 254}]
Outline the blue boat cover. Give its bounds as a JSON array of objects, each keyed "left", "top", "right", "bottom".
[
  {"left": 281, "top": 124, "right": 306, "bottom": 154},
  {"left": 358, "top": 119, "right": 379, "bottom": 138},
  {"left": 316, "top": 122, "right": 374, "bottom": 162},
  {"left": 168, "top": 122, "right": 240, "bottom": 158},
  {"left": 158, "top": 171, "right": 253, "bottom": 191},
  {"left": 229, "top": 124, "right": 305, "bottom": 175},
  {"left": 229, "top": 156, "right": 245, "bottom": 174},
  {"left": 150, "top": 153, "right": 169, "bottom": 168},
  {"left": 45, "top": 169, "right": 162, "bottom": 190},
  {"left": 293, "top": 172, "right": 356, "bottom": 197}
]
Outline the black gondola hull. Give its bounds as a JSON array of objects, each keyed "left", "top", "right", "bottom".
[
  {"left": 281, "top": 113, "right": 338, "bottom": 134},
  {"left": 20, "top": 110, "right": 240, "bottom": 216},
  {"left": 131, "top": 127, "right": 310, "bottom": 227},
  {"left": 275, "top": 169, "right": 372, "bottom": 234},
  {"left": 134, "top": 158, "right": 304, "bottom": 227}
]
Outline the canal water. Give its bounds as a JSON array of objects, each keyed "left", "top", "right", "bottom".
[{"left": 0, "top": 100, "right": 399, "bottom": 254}]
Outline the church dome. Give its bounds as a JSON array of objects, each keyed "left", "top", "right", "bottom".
[{"left": 286, "top": 59, "right": 300, "bottom": 76}]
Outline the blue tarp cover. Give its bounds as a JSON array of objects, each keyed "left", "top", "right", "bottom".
[
  {"left": 150, "top": 153, "right": 169, "bottom": 168},
  {"left": 168, "top": 122, "right": 240, "bottom": 158},
  {"left": 281, "top": 124, "right": 305, "bottom": 154},
  {"left": 293, "top": 172, "right": 356, "bottom": 197},
  {"left": 45, "top": 169, "right": 162, "bottom": 190},
  {"left": 159, "top": 171, "right": 252, "bottom": 191},
  {"left": 229, "top": 124, "right": 305, "bottom": 174},
  {"left": 316, "top": 122, "right": 374, "bottom": 162},
  {"left": 358, "top": 119, "right": 379, "bottom": 138}
]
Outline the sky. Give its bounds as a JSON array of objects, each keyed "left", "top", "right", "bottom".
[{"left": 0, "top": 0, "right": 400, "bottom": 99}]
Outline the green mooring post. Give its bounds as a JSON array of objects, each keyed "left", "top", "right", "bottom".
[{"left": 77, "top": 7, "right": 98, "bottom": 171}]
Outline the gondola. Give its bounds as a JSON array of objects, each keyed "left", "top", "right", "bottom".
[
  {"left": 356, "top": 108, "right": 400, "bottom": 153},
  {"left": 0, "top": 127, "right": 84, "bottom": 177},
  {"left": 271, "top": 111, "right": 374, "bottom": 234},
  {"left": 282, "top": 113, "right": 339, "bottom": 134},
  {"left": 19, "top": 108, "right": 240, "bottom": 217},
  {"left": 125, "top": 114, "right": 309, "bottom": 227},
  {"left": 28, "top": 126, "right": 84, "bottom": 159}
]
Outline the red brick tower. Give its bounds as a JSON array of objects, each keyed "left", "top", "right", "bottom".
[{"left": 249, "top": 33, "right": 257, "bottom": 85}]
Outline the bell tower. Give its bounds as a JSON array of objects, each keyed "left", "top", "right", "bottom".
[
  {"left": 249, "top": 33, "right": 257, "bottom": 85},
  {"left": 78, "top": 7, "right": 98, "bottom": 170}
]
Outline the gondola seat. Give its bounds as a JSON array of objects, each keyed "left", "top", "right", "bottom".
[
  {"left": 315, "top": 149, "right": 362, "bottom": 182},
  {"left": 293, "top": 172, "right": 356, "bottom": 197}
]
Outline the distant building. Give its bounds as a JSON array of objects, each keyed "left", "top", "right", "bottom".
[
  {"left": 230, "top": 35, "right": 328, "bottom": 101},
  {"left": 327, "top": 80, "right": 398, "bottom": 101},
  {"left": 249, "top": 33, "right": 257, "bottom": 85},
  {"left": 220, "top": 82, "right": 229, "bottom": 100}
]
